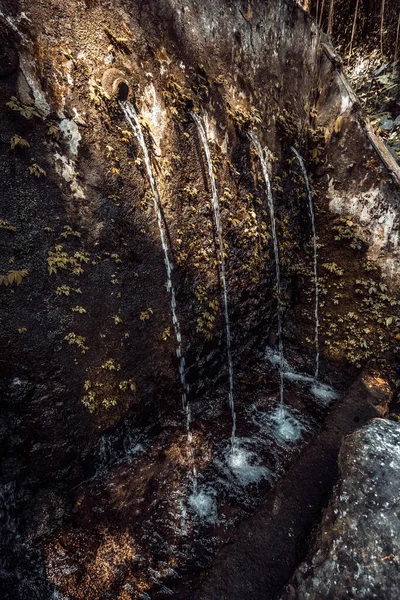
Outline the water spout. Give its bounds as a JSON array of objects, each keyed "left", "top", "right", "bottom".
[
  {"left": 102, "top": 69, "right": 131, "bottom": 101},
  {"left": 249, "top": 131, "right": 285, "bottom": 419},
  {"left": 191, "top": 111, "right": 236, "bottom": 449},
  {"left": 291, "top": 146, "right": 319, "bottom": 379},
  {"left": 120, "top": 100, "right": 197, "bottom": 492}
]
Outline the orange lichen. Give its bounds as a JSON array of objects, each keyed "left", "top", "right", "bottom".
[
  {"left": 46, "top": 532, "right": 139, "bottom": 600},
  {"left": 363, "top": 373, "right": 391, "bottom": 395}
]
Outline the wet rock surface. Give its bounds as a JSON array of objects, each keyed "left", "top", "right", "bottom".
[
  {"left": 281, "top": 417, "right": 400, "bottom": 600},
  {"left": 0, "top": 0, "right": 399, "bottom": 598},
  {"left": 190, "top": 371, "right": 391, "bottom": 600}
]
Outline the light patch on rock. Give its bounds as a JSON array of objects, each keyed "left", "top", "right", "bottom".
[
  {"left": 328, "top": 179, "right": 400, "bottom": 279},
  {"left": 350, "top": 55, "right": 370, "bottom": 79},
  {"left": 50, "top": 57, "right": 74, "bottom": 112},
  {"left": 0, "top": 9, "right": 23, "bottom": 35},
  {"left": 340, "top": 87, "right": 353, "bottom": 114},
  {"left": 221, "top": 131, "right": 229, "bottom": 155},
  {"left": 17, "top": 71, "right": 33, "bottom": 106},
  {"left": 203, "top": 112, "right": 218, "bottom": 144},
  {"left": 227, "top": 84, "right": 248, "bottom": 105},
  {"left": 391, "top": 229, "right": 399, "bottom": 249},
  {"left": 59, "top": 118, "right": 81, "bottom": 156},
  {"left": 19, "top": 54, "right": 51, "bottom": 116},
  {"left": 19, "top": 12, "right": 32, "bottom": 23},
  {"left": 54, "top": 153, "right": 85, "bottom": 199},
  {"left": 309, "top": 22, "right": 319, "bottom": 53},
  {"left": 72, "top": 108, "right": 86, "bottom": 127},
  {"left": 140, "top": 83, "right": 167, "bottom": 153},
  {"left": 262, "top": 145, "right": 276, "bottom": 175},
  {"left": 51, "top": 591, "right": 69, "bottom": 600}
]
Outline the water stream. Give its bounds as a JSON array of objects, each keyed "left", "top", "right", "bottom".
[
  {"left": 291, "top": 146, "right": 320, "bottom": 379},
  {"left": 249, "top": 131, "right": 285, "bottom": 420},
  {"left": 120, "top": 101, "right": 197, "bottom": 491},
  {"left": 191, "top": 111, "right": 236, "bottom": 449}
]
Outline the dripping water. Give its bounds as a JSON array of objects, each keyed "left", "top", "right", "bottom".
[
  {"left": 120, "top": 101, "right": 198, "bottom": 492},
  {"left": 291, "top": 146, "right": 320, "bottom": 379},
  {"left": 249, "top": 131, "right": 285, "bottom": 419},
  {"left": 191, "top": 111, "right": 236, "bottom": 449}
]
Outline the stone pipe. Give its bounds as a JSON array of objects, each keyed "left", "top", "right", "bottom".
[{"left": 101, "top": 68, "right": 130, "bottom": 101}]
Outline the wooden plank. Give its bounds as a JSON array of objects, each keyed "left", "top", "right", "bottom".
[{"left": 364, "top": 121, "right": 400, "bottom": 187}]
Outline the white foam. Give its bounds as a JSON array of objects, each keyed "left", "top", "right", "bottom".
[
  {"left": 228, "top": 446, "right": 271, "bottom": 486},
  {"left": 125, "top": 443, "right": 144, "bottom": 457},
  {"left": 188, "top": 490, "right": 217, "bottom": 522},
  {"left": 269, "top": 357, "right": 341, "bottom": 407},
  {"left": 268, "top": 406, "right": 306, "bottom": 443},
  {"left": 283, "top": 370, "right": 315, "bottom": 384},
  {"left": 311, "top": 382, "right": 340, "bottom": 404},
  {"left": 265, "top": 346, "right": 289, "bottom": 369}
]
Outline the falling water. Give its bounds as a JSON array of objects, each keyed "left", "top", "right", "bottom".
[
  {"left": 120, "top": 101, "right": 197, "bottom": 492},
  {"left": 291, "top": 146, "right": 319, "bottom": 379},
  {"left": 191, "top": 111, "right": 236, "bottom": 448},
  {"left": 249, "top": 131, "right": 285, "bottom": 418}
]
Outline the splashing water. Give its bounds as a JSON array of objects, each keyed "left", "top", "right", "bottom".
[
  {"left": 265, "top": 346, "right": 340, "bottom": 404},
  {"left": 263, "top": 404, "right": 307, "bottom": 444},
  {"left": 120, "top": 101, "right": 197, "bottom": 491},
  {"left": 282, "top": 370, "right": 315, "bottom": 384},
  {"left": 228, "top": 445, "right": 271, "bottom": 486},
  {"left": 265, "top": 345, "right": 290, "bottom": 370},
  {"left": 188, "top": 489, "right": 218, "bottom": 523},
  {"left": 249, "top": 132, "right": 285, "bottom": 418},
  {"left": 192, "top": 111, "right": 236, "bottom": 448},
  {"left": 311, "top": 381, "right": 340, "bottom": 404},
  {"left": 291, "top": 146, "right": 320, "bottom": 379}
]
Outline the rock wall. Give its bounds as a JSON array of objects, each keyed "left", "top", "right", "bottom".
[
  {"left": 1, "top": 0, "right": 400, "bottom": 598},
  {"left": 0, "top": 0, "right": 325, "bottom": 505}
]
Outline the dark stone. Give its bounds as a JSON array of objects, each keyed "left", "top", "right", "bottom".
[
  {"left": 0, "top": 46, "right": 19, "bottom": 77},
  {"left": 281, "top": 419, "right": 400, "bottom": 600}
]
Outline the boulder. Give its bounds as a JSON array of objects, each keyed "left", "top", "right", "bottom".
[{"left": 281, "top": 419, "right": 400, "bottom": 600}]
